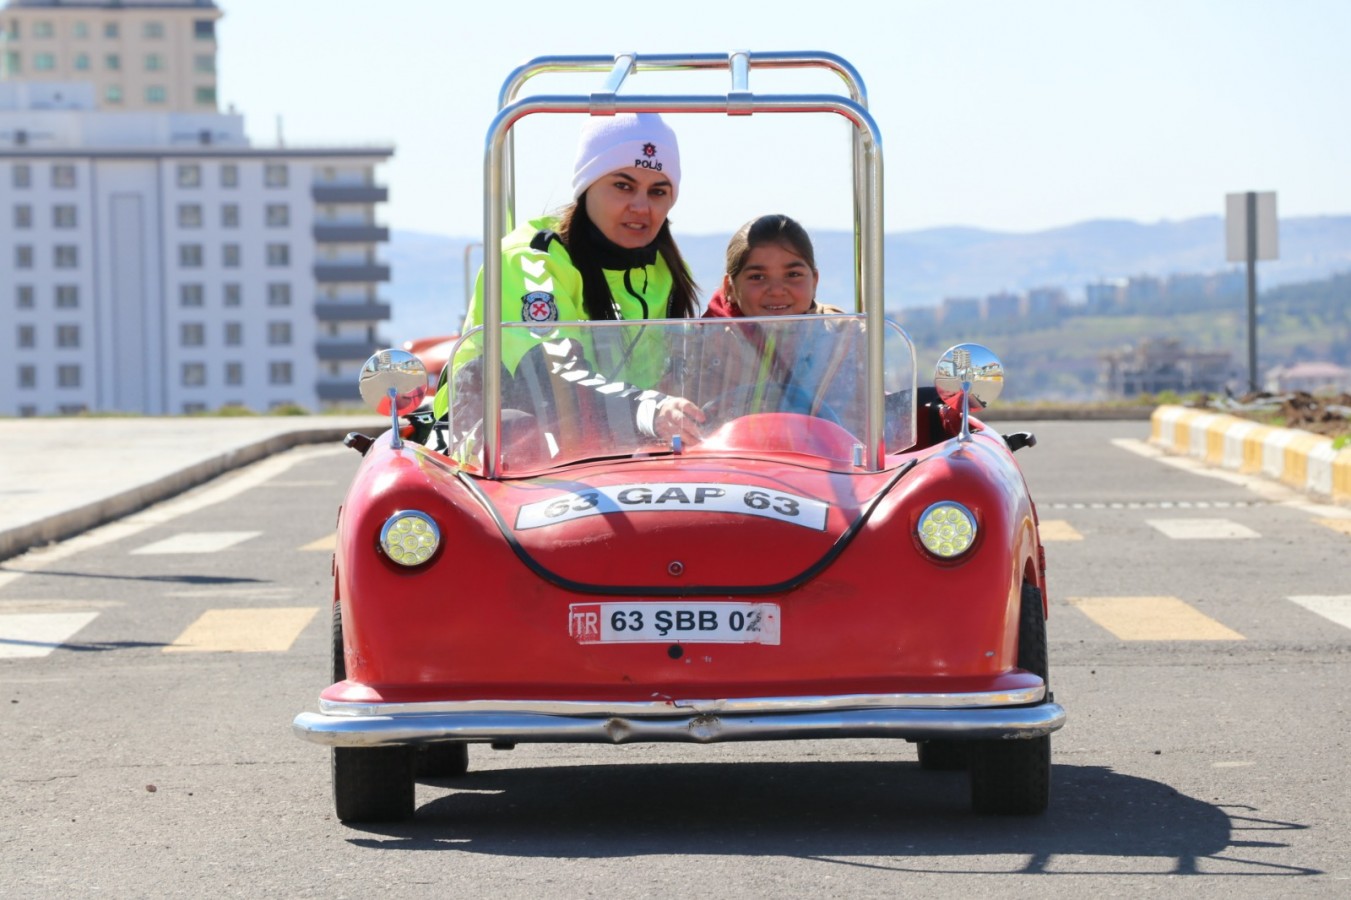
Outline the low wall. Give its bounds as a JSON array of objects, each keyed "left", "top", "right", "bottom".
[{"left": 1150, "top": 405, "right": 1351, "bottom": 503}]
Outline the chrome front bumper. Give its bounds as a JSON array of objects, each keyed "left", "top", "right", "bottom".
[{"left": 293, "top": 688, "right": 1066, "bottom": 747}]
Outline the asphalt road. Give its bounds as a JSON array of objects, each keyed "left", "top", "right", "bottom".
[{"left": 2, "top": 420, "right": 1349, "bottom": 897}]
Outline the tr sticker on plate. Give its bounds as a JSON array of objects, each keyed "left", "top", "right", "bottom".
[
  {"left": 516, "top": 483, "right": 827, "bottom": 531},
  {"left": 568, "top": 602, "right": 781, "bottom": 645}
]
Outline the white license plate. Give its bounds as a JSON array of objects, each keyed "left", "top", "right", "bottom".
[{"left": 568, "top": 602, "right": 781, "bottom": 645}]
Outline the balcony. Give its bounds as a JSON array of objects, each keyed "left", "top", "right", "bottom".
[
  {"left": 313, "top": 224, "right": 390, "bottom": 243},
  {"left": 316, "top": 340, "right": 382, "bottom": 362},
  {"left": 311, "top": 185, "right": 388, "bottom": 204},
  {"left": 314, "top": 301, "right": 391, "bottom": 322},
  {"left": 314, "top": 263, "right": 391, "bottom": 283}
]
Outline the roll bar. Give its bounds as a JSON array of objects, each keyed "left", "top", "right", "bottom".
[{"left": 480, "top": 51, "right": 885, "bottom": 476}]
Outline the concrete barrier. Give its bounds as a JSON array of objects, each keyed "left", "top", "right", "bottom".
[{"left": 1151, "top": 405, "right": 1351, "bottom": 503}]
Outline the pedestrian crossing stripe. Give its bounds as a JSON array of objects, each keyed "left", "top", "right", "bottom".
[
  {"left": 132, "top": 532, "right": 262, "bottom": 555},
  {"left": 1314, "top": 518, "right": 1351, "bottom": 538},
  {"left": 0, "top": 612, "right": 99, "bottom": 659},
  {"left": 1038, "top": 520, "right": 1083, "bottom": 541},
  {"left": 163, "top": 607, "right": 319, "bottom": 653},
  {"left": 1068, "top": 596, "right": 1246, "bottom": 641},
  {"left": 301, "top": 533, "right": 336, "bottom": 551},
  {"left": 1145, "top": 518, "right": 1261, "bottom": 540},
  {"left": 1287, "top": 596, "right": 1351, "bottom": 632}
]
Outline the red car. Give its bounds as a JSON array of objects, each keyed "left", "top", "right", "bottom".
[{"left": 293, "top": 51, "right": 1063, "bottom": 822}]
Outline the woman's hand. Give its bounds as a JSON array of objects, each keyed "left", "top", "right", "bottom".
[{"left": 653, "top": 396, "right": 706, "bottom": 445}]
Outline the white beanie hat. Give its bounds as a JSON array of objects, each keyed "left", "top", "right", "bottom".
[{"left": 571, "top": 112, "right": 680, "bottom": 202}]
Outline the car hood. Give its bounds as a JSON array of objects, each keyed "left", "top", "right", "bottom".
[{"left": 465, "top": 457, "right": 907, "bottom": 594}]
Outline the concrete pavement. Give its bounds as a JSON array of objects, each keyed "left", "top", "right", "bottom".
[{"left": 0, "top": 415, "right": 386, "bottom": 562}]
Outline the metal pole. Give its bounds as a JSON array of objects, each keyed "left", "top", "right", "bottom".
[{"left": 1245, "top": 191, "right": 1258, "bottom": 393}]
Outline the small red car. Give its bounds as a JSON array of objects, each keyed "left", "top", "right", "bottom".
[{"left": 294, "top": 51, "right": 1063, "bottom": 822}]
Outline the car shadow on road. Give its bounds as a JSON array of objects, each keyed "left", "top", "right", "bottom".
[{"left": 342, "top": 760, "right": 1319, "bottom": 879}]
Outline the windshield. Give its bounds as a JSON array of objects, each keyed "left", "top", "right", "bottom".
[{"left": 443, "top": 314, "right": 915, "bottom": 475}]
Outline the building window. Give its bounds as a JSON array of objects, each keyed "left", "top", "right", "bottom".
[
  {"left": 180, "top": 284, "right": 204, "bottom": 307},
  {"left": 179, "top": 244, "right": 203, "bottom": 268},
  {"left": 264, "top": 164, "right": 288, "bottom": 188},
  {"left": 265, "top": 204, "right": 289, "bottom": 228},
  {"left": 53, "top": 205, "right": 78, "bottom": 228},
  {"left": 224, "top": 322, "right": 242, "bottom": 346},
  {"left": 57, "top": 365, "right": 81, "bottom": 389},
  {"left": 266, "top": 244, "right": 290, "bottom": 267},
  {"left": 182, "top": 363, "right": 206, "bottom": 387},
  {"left": 182, "top": 402, "right": 207, "bottom": 414},
  {"left": 33, "top": 21, "right": 55, "bottom": 38},
  {"left": 220, "top": 204, "right": 239, "bottom": 227},
  {"left": 220, "top": 164, "right": 238, "bottom": 188},
  {"left": 74, "top": 53, "right": 90, "bottom": 71},
  {"left": 145, "top": 86, "right": 166, "bottom": 104},
  {"left": 105, "top": 84, "right": 123, "bottom": 105},
  {"left": 267, "top": 322, "right": 292, "bottom": 346},
  {"left": 74, "top": 22, "right": 89, "bottom": 39},
  {"left": 15, "top": 246, "right": 33, "bottom": 269},
  {"left": 195, "top": 87, "right": 216, "bottom": 106},
  {"left": 56, "top": 324, "right": 80, "bottom": 348},
  {"left": 52, "top": 164, "right": 77, "bottom": 188},
  {"left": 194, "top": 54, "right": 215, "bottom": 74},
  {"left": 269, "top": 362, "right": 293, "bottom": 385},
  {"left": 16, "top": 285, "right": 35, "bottom": 309},
  {"left": 178, "top": 203, "right": 202, "bottom": 228},
  {"left": 14, "top": 204, "right": 32, "bottom": 228},
  {"left": 55, "top": 285, "right": 79, "bottom": 308},
  {"left": 12, "top": 164, "right": 31, "bottom": 188},
  {"left": 177, "top": 163, "right": 201, "bottom": 188},
  {"left": 18, "top": 366, "right": 36, "bottom": 389},
  {"left": 144, "top": 22, "right": 165, "bottom": 39},
  {"left": 180, "top": 323, "right": 205, "bottom": 347},
  {"left": 17, "top": 325, "right": 36, "bottom": 349},
  {"left": 266, "top": 283, "right": 291, "bottom": 306},
  {"left": 104, "top": 22, "right": 120, "bottom": 39},
  {"left": 105, "top": 53, "right": 120, "bottom": 71},
  {"left": 222, "top": 244, "right": 240, "bottom": 268},
  {"left": 34, "top": 53, "right": 56, "bottom": 71},
  {"left": 145, "top": 53, "right": 164, "bottom": 72},
  {"left": 4, "top": 51, "right": 20, "bottom": 75},
  {"left": 225, "top": 362, "right": 243, "bottom": 385},
  {"left": 54, "top": 246, "right": 79, "bottom": 268},
  {"left": 194, "top": 20, "right": 215, "bottom": 41},
  {"left": 223, "top": 283, "right": 241, "bottom": 307}
]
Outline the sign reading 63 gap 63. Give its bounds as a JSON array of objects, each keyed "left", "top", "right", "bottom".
[{"left": 514, "top": 482, "right": 828, "bottom": 531}]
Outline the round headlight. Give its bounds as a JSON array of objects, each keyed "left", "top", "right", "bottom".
[
  {"left": 917, "top": 502, "right": 977, "bottom": 558},
  {"left": 379, "top": 511, "right": 440, "bottom": 567}
]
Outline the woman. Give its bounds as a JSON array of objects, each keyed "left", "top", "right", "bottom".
[{"left": 435, "top": 113, "right": 705, "bottom": 448}]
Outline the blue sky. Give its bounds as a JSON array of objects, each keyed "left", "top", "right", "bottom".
[{"left": 216, "top": 0, "right": 1351, "bottom": 239}]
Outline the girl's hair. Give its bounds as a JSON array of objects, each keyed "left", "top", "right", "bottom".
[
  {"left": 725, "top": 214, "right": 817, "bottom": 280},
  {"left": 557, "top": 198, "right": 699, "bottom": 320}
]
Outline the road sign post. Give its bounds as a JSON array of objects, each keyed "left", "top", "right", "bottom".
[{"left": 1225, "top": 191, "right": 1278, "bottom": 393}]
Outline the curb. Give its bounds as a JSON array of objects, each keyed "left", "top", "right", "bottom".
[
  {"left": 1150, "top": 405, "right": 1351, "bottom": 504},
  {"left": 0, "top": 426, "right": 365, "bottom": 563}
]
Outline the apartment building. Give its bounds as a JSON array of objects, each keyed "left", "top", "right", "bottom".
[
  {"left": 1, "top": 0, "right": 220, "bottom": 113},
  {"left": 0, "top": 81, "right": 393, "bottom": 415}
]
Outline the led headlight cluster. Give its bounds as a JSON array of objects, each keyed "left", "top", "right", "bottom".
[
  {"left": 917, "top": 502, "right": 977, "bottom": 558},
  {"left": 379, "top": 511, "right": 440, "bottom": 566}
]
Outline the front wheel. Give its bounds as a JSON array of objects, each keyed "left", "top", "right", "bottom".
[{"left": 332, "top": 746, "right": 415, "bottom": 822}]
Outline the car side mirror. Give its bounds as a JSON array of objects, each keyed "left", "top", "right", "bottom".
[
  {"left": 359, "top": 350, "right": 428, "bottom": 449},
  {"left": 934, "top": 343, "right": 1004, "bottom": 442}
]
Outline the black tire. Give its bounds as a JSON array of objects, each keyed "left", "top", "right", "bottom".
[
  {"left": 416, "top": 743, "right": 469, "bottom": 779},
  {"left": 331, "top": 602, "right": 345, "bottom": 684},
  {"left": 917, "top": 739, "right": 968, "bottom": 771},
  {"left": 332, "top": 745, "right": 415, "bottom": 823},
  {"left": 968, "top": 582, "right": 1051, "bottom": 815}
]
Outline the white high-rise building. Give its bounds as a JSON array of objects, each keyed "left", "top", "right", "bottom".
[{"left": 0, "top": 1, "right": 394, "bottom": 415}]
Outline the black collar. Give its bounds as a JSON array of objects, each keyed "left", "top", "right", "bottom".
[{"left": 585, "top": 219, "right": 659, "bottom": 270}]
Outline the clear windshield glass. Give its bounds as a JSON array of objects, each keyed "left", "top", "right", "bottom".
[{"left": 443, "top": 315, "right": 915, "bottom": 475}]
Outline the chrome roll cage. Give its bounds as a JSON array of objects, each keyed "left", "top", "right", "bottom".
[{"left": 480, "top": 51, "right": 885, "bottom": 475}]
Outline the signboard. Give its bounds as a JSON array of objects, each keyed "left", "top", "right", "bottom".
[{"left": 1225, "top": 192, "right": 1278, "bottom": 262}]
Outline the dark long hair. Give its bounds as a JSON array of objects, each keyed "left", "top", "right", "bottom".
[{"left": 557, "top": 197, "right": 699, "bottom": 320}]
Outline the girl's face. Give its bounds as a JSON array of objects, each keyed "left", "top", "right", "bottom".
[
  {"left": 726, "top": 242, "right": 819, "bottom": 316},
  {"left": 583, "top": 167, "right": 676, "bottom": 249}
]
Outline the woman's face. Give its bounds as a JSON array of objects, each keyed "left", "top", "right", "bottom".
[
  {"left": 583, "top": 167, "right": 676, "bottom": 249},
  {"left": 726, "top": 242, "right": 819, "bottom": 316}
]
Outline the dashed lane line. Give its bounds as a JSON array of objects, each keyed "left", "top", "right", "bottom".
[
  {"left": 1068, "top": 596, "right": 1246, "bottom": 641},
  {"left": 163, "top": 607, "right": 319, "bottom": 653}
]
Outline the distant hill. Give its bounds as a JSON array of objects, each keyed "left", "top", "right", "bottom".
[{"left": 383, "top": 215, "right": 1351, "bottom": 344}]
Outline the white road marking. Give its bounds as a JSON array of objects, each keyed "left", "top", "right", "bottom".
[
  {"left": 1146, "top": 518, "right": 1260, "bottom": 540},
  {"left": 0, "top": 612, "right": 99, "bottom": 659},
  {"left": 1287, "top": 595, "right": 1351, "bottom": 632},
  {"left": 131, "top": 531, "right": 261, "bottom": 555}
]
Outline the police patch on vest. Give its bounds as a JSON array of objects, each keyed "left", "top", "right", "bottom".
[{"left": 522, "top": 292, "right": 558, "bottom": 323}]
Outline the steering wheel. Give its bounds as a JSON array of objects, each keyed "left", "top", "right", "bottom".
[{"left": 700, "top": 383, "right": 843, "bottom": 430}]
